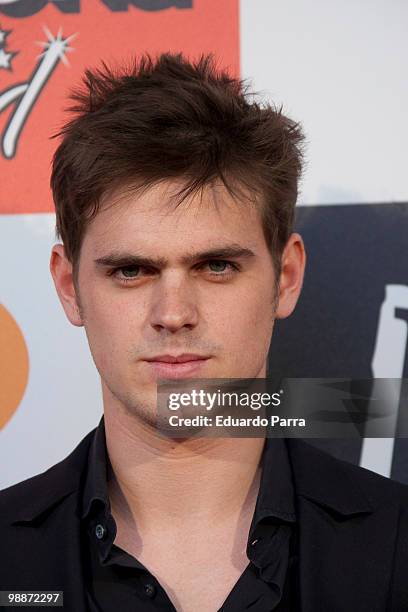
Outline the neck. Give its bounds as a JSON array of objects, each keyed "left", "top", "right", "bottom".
[{"left": 104, "top": 397, "right": 265, "bottom": 535}]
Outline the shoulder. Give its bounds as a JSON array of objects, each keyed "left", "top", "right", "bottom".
[
  {"left": 287, "top": 438, "right": 408, "bottom": 512},
  {"left": 0, "top": 427, "right": 96, "bottom": 525},
  {"left": 330, "top": 442, "right": 408, "bottom": 494}
]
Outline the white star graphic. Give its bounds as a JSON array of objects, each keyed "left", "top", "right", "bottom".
[
  {"left": 0, "top": 48, "right": 13, "bottom": 70},
  {"left": 0, "top": 28, "right": 11, "bottom": 46},
  {"left": 36, "top": 26, "right": 77, "bottom": 67}
]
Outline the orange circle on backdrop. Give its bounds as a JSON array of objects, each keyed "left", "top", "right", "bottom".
[{"left": 0, "top": 304, "right": 29, "bottom": 429}]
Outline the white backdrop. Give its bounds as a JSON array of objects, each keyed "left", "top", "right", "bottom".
[{"left": 241, "top": 0, "right": 408, "bottom": 205}]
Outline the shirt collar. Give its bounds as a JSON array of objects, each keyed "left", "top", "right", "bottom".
[
  {"left": 80, "top": 415, "right": 296, "bottom": 530},
  {"left": 80, "top": 415, "right": 111, "bottom": 521},
  {"left": 286, "top": 438, "right": 374, "bottom": 516},
  {"left": 8, "top": 418, "right": 375, "bottom": 527}
]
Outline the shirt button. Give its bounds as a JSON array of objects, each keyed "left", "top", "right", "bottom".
[
  {"left": 144, "top": 583, "right": 156, "bottom": 598},
  {"left": 95, "top": 524, "right": 106, "bottom": 540}
]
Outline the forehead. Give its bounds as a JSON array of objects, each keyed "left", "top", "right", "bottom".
[{"left": 82, "top": 179, "right": 266, "bottom": 255}]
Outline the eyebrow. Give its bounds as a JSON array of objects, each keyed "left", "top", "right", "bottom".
[{"left": 94, "top": 245, "right": 256, "bottom": 269}]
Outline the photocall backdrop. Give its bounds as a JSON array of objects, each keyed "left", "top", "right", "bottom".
[{"left": 0, "top": 0, "right": 407, "bottom": 489}]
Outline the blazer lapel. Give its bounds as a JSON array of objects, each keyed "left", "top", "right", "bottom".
[{"left": 286, "top": 439, "right": 400, "bottom": 612}]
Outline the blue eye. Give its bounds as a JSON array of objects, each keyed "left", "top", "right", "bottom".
[
  {"left": 111, "top": 265, "right": 146, "bottom": 283},
  {"left": 202, "top": 260, "right": 239, "bottom": 278},
  {"left": 120, "top": 266, "right": 140, "bottom": 278},
  {"left": 208, "top": 261, "right": 228, "bottom": 272}
]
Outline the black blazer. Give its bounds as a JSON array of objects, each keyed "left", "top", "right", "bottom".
[{"left": 1, "top": 428, "right": 408, "bottom": 611}]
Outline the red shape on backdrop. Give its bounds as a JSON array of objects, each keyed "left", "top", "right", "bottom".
[{"left": 0, "top": 0, "right": 239, "bottom": 214}]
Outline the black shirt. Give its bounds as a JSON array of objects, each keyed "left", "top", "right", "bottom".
[
  {"left": 4, "top": 421, "right": 406, "bottom": 610},
  {"left": 80, "top": 417, "right": 298, "bottom": 611}
]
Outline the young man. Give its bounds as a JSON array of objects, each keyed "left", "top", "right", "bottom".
[{"left": 1, "top": 53, "right": 408, "bottom": 612}]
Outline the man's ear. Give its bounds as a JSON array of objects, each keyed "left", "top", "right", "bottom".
[
  {"left": 49, "top": 244, "right": 83, "bottom": 327},
  {"left": 275, "top": 233, "right": 306, "bottom": 319}
]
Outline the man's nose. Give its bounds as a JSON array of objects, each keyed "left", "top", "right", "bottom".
[{"left": 149, "top": 272, "right": 199, "bottom": 333}]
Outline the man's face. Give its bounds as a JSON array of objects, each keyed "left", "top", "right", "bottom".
[{"left": 51, "top": 180, "right": 303, "bottom": 426}]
